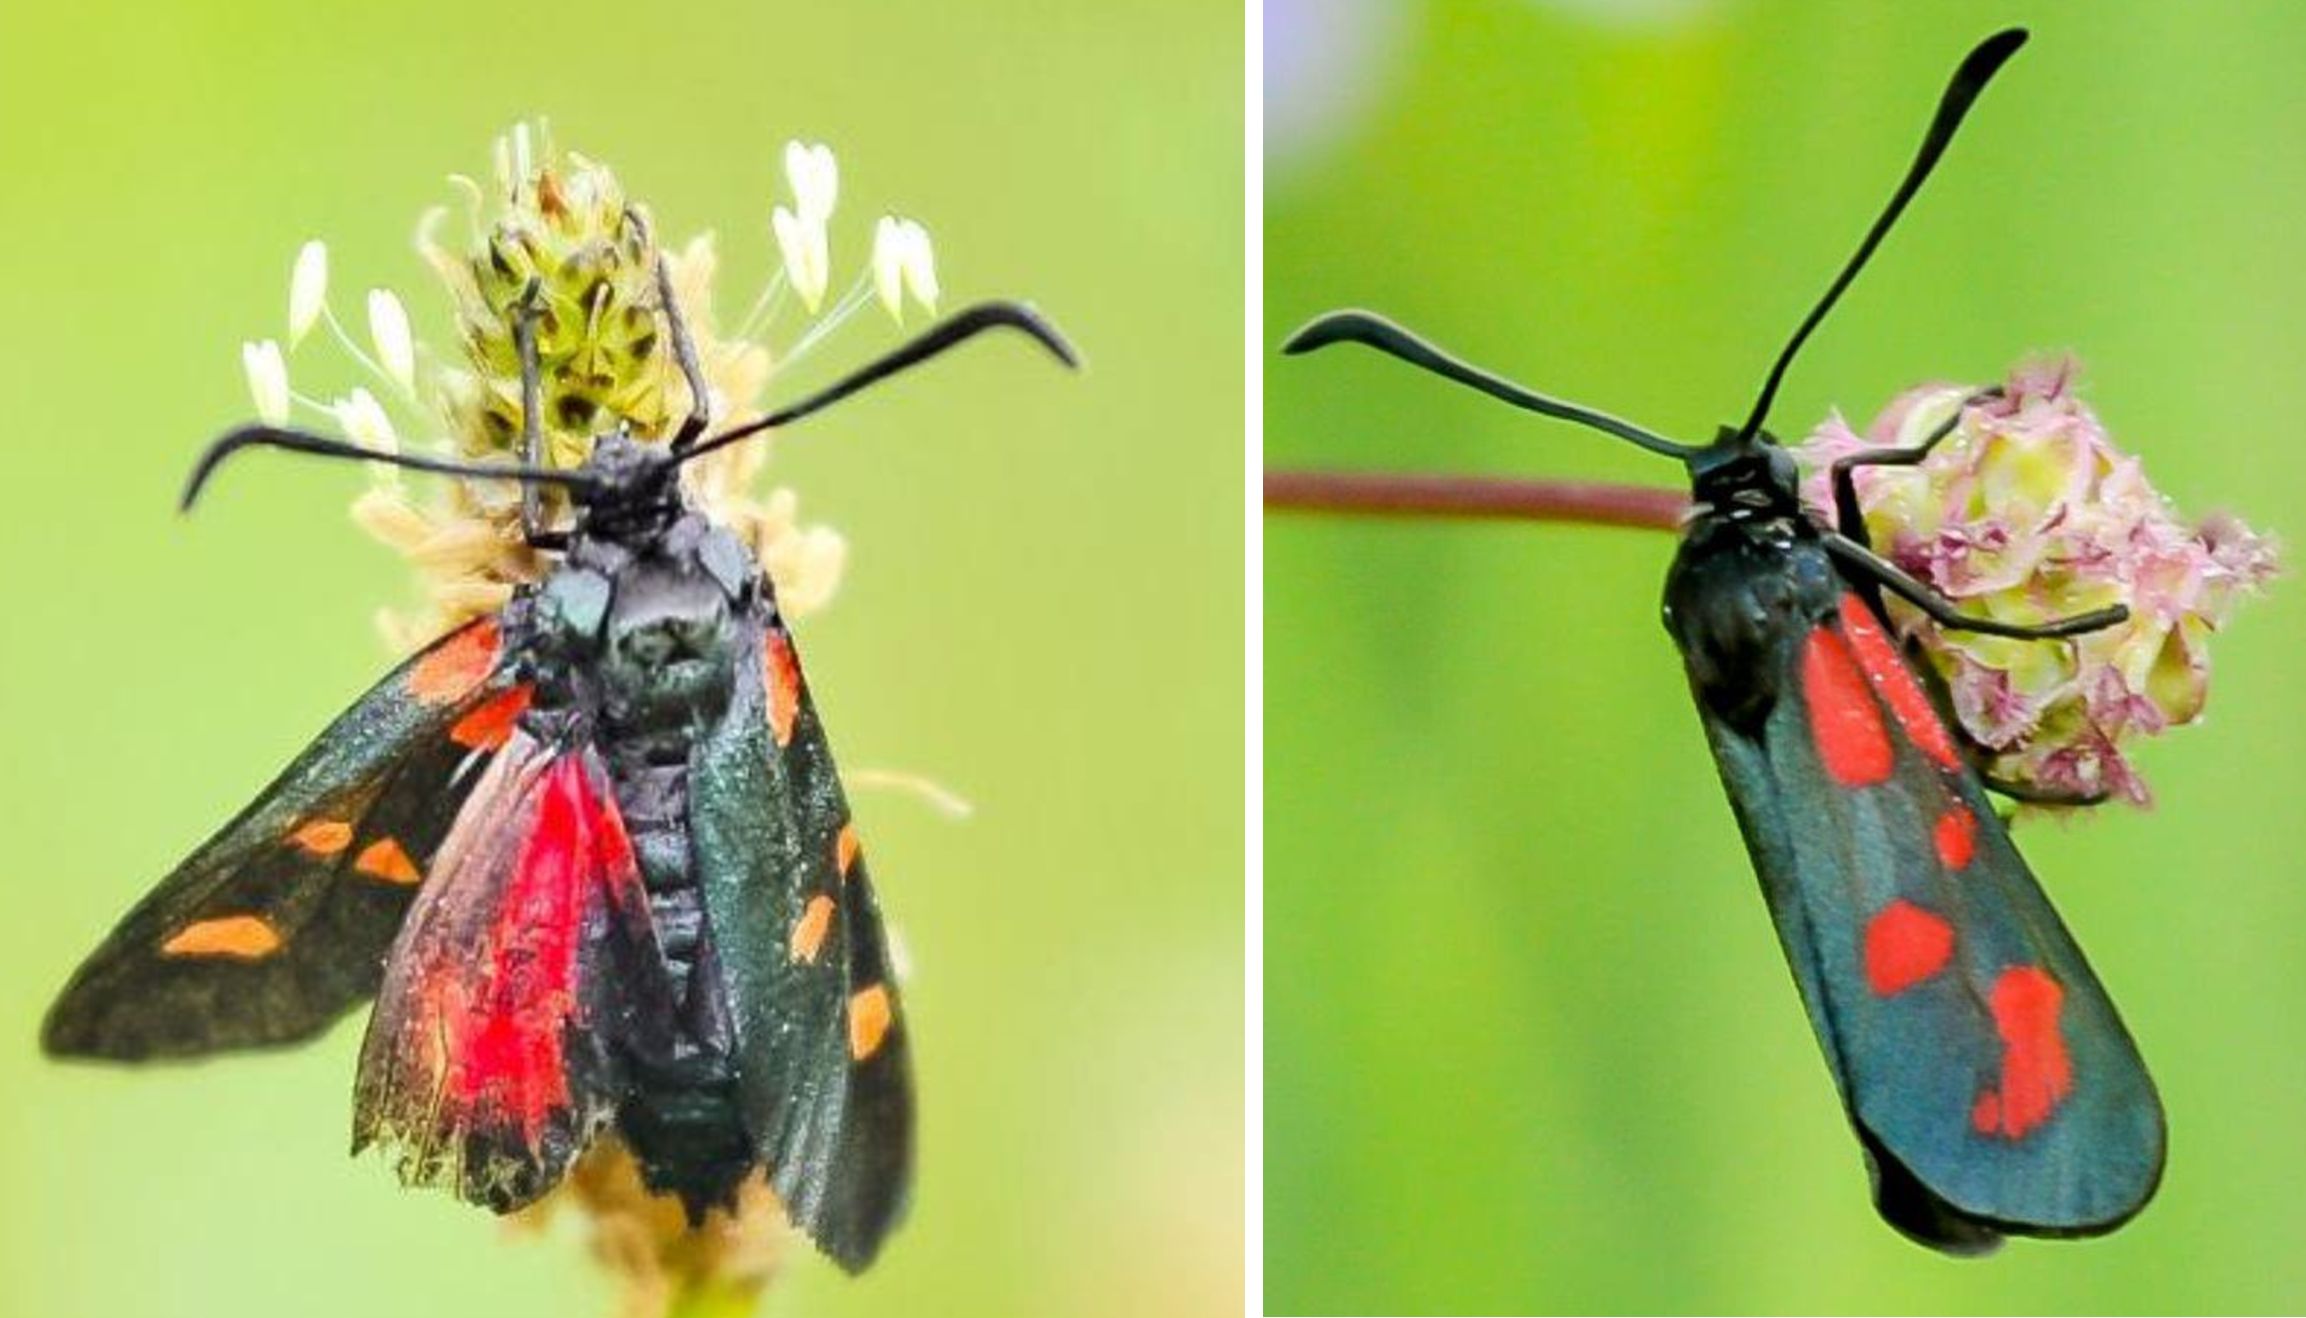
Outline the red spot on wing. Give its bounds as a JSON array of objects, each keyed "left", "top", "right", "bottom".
[
  {"left": 1801, "top": 627, "right": 1893, "bottom": 786},
  {"left": 1836, "top": 595, "right": 1960, "bottom": 770},
  {"left": 1934, "top": 807, "right": 1979, "bottom": 871},
  {"left": 410, "top": 618, "right": 504, "bottom": 705},
  {"left": 1971, "top": 965, "right": 2073, "bottom": 1140},
  {"left": 451, "top": 684, "right": 534, "bottom": 750},
  {"left": 1864, "top": 899, "right": 1954, "bottom": 996},
  {"left": 763, "top": 630, "right": 801, "bottom": 748},
  {"left": 433, "top": 755, "right": 639, "bottom": 1141}
]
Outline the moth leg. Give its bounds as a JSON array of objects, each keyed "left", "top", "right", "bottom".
[
  {"left": 1822, "top": 532, "right": 2126, "bottom": 640},
  {"left": 1863, "top": 556, "right": 2118, "bottom": 812},
  {"left": 623, "top": 207, "right": 713, "bottom": 450},
  {"left": 1828, "top": 387, "right": 2002, "bottom": 544},
  {"left": 511, "top": 278, "right": 566, "bottom": 551}
]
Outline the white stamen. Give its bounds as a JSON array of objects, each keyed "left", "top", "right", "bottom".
[
  {"left": 336, "top": 387, "right": 398, "bottom": 452},
  {"left": 896, "top": 218, "right": 938, "bottom": 314},
  {"left": 242, "top": 340, "right": 290, "bottom": 426},
  {"left": 320, "top": 304, "right": 392, "bottom": 392},
  {"left": 782, "top": 272, "right": 875, "bottom": 368},
  {"left": 848, "top": 768, "right": 977, "bottom": 820},
  {"left": 287, "top": 241, "right": 328, "bottom": 347},
  {"left": 367, "top": 289, "right": 416, "bottom": 394},
  {"left": 772, "top": 205, "right": 831, "bottom": 313},
  {"left": 871, "top": 216, "right": 907, "bottom": 322},
  {"left": 784, "top": 140, "right": 838, "bottom": 224},
  {"left": 735, "top": 269, "right": 789, "bottom": 342}
]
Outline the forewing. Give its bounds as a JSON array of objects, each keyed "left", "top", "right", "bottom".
[
  {"left": 352, "top": 736, "right": 675, "bottom": 1212},
  {"left": 44, "top": 618, "right": 529, "bottom": 1060},
  {"left": 689, "top": 606, "right": 911, "bottom": 1273},
  {"left": 1697, "top": 592, "right": 2162, "bottom": 1248}
]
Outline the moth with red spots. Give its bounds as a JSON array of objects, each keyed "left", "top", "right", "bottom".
[
  {"left": 40, "top": 264, "right": 1077, "bottom": 1272},
  {"left": 1284, "top": 30, "right": 2164, "bottom": 1252}
]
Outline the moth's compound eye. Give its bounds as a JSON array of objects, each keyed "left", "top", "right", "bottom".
[{"left": 1766, "top": 445, "right": 1799, "bottom": 494}]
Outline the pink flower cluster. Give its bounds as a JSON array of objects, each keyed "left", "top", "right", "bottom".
[{"left": 1795, "top": 359, "right": 2276, "bottom": 806}]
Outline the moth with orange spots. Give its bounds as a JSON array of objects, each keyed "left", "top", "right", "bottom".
[
  {"left": 1285, "top": 30, "right": 2163, "bottom": 1252},
  {"left": 41, "top": 283, "right": 1076, "bottom": 1272}
]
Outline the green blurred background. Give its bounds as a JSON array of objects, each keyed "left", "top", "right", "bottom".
[
  {"left": 1268, "top": 1, "right": 2306, "bottom": 1312},
  {"left": 0, "top": 3, "right": 1240, "bottom": 1317}
]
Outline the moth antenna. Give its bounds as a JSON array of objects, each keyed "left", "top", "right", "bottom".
[
  {"left": 181, "top": 424, "right": 602, "bottom": 512},
  {"left": 673, "top": 301, "right": 1079, "bottom": 466},
  {"left": 1737, "top": 27, "right": 2027, "bottom": 442},
  {"left": 1281, "top": 309, "right": 1699, "bottom": 460}
]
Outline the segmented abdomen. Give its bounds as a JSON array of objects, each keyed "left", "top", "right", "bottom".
[{"left": 606, "top": 751, "right": 757, "bottom": 1219}]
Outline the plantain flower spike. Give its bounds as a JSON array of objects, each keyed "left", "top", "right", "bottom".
[{"left": 239, "top": 122, "right": 946, "bottom": 647}]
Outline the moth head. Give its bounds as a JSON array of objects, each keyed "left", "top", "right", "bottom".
[{"left": 1688, "top": 427, "right": 1801, "bottom": 515}]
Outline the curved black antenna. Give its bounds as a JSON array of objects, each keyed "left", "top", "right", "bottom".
[
  {"left": 1737, "top": 27, "right": 2027, "bottom": 442},
  {"left": 1282, "top": 310, "right": 1699, "bottom": 459},
  {"left": 182, "top": 424, "right": 603, "bottom": 512},
  {"left": 674, "top": 301, "right": 1080, "bottom": 466}
]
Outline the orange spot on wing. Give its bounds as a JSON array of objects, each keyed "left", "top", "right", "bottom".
[
  {"left": 410, "top": 618, "right": 503, "bottom": 705},
  {"left": 162, "top": 915, "right": 282, "bottom": 959},
  {"left": 1801, "top": 626, "right": 1893, "bottom": 786},
  {"left": 291, "top": 819, "right": 354, "bottom": 857},
  {"left": 1971, "top": 965, "right": 2072, "bottom": 1140},
  {"left": 762, "top": 630, "right": 801, "bottom": 748},
  {"left": 789, "top": 895, "right": 836, "bottom": 964},
  {"left": 1863, "top": 899, "right": 1954, "bottom": 996},
  {"left": 848, "top": 984, "right": 894, "bottom": 1061},
  {"left": 354, "top": 838, "right": 422, "bottom": 885},
  {"left": 451, "top": 684, "right": 533, "bottom": 750},
  {"left": 1934, "top": 807, "right": 1979, "bottom": 871},
  {"left": 1837, "top": 595, "right": 1960, "bottom": 769},
  {"left": 836, "top": 823, "right": 860, "bottom": 879}
]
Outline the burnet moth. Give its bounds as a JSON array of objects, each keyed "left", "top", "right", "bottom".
[
  {"left": 41, "top": 239, "right": 1078, "bottom": 1271},
  {"left": 1283, "top": 29, "right": 2164, "bottom": 1252}
]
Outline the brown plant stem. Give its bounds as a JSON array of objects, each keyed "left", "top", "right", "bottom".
[{"left": 1263, "top": 469, "right": 1687, "bottom": 532}]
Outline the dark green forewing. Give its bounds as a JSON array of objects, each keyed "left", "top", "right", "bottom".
[
  {"left": 688, "top": 604, "right": 912, "bottom": 1273},
  {"left": 1693, "top": 591, "right": 2163, "bottom": 1252},
  {"left": 44, "top": 617, "right": 527, "bottom": 1059}
]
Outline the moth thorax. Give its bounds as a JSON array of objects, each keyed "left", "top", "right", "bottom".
[
  {"left": 1665, "top": 526, "right": 1831, "bottom": 730},
  {"left": 600, "top": 564, "right": 740, "bottom": 734}
]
